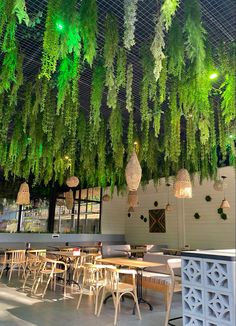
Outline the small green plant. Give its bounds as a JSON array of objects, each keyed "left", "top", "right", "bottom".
[
  {"left": 220, "top": 213, "right": 227, "bottom": 220},
  {"left": 205, "top": 195, "right": 212, "bottom": 202},
  {"left": 194, "top": 212, "right": 200, "bottom": 219},
  {"left": 217, "top": 208, "right": 223, "bottom": 214}
]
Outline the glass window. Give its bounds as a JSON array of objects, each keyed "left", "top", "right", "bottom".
[
  {"left": 20, "top": 199, "right": 49, "bottom": 233},
  {"left": 0, "top": 199, "right": 18, "bottom": 232}
]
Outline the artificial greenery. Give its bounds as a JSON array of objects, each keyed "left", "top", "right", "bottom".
[
  {"left": 205, "top": 195, "right": 212, "bottom": 202},
  {"left": 217, "top": 208, "right": 223, "bottom": 214},
  {"left": 123, "top": 0, "right": 138, "bottom": 50},
  {"left": 104, "top": 14, "right": 119, "bottom": 109},
  {"left": 220, "top": 213, "right": 227, "bottom": 220},
  {"left": 80, "top": 0, "right": 97, "bottom": 66},
  {"left": 194, "top": 212, "right": 200, "bottom": 219},
  {"left": 126, "top": 64, "right": 133, "bottom": 113},
  {"left": 0, "top": 0, "right": 234, "bottom": 189}
]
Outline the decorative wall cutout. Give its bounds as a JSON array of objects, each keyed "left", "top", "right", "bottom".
[
  {"left": 206, "top": 291, "right": 233, "bottom": 324},
  {"left": 184, "top": 315, "right": 205, "bottom": 326},
  {"left": 182, "top": 258, "right": 203, "bottom": 286},
  {"left": 183, "top": 286, "right": 204, "bottom": 316},
  {"left": 204, "top": 261, "right": 231, "bottom": 292},
  {"left": 149, "top": 209, "right": 166, "bottom": 233}
]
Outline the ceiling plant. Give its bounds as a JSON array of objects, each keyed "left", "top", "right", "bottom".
[
  {"left": 123, "top": 0, "right": 138, "bottom": 50},
  {"left": 104, "top": 14, "right": 119, "bottom": 109}
]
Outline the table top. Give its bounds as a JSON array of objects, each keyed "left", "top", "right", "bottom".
[
  {"left": 115, "top": 248, "right": 148, "bottom": 254},
  {"left": 48, "top": 251, "right": 98, "bottom": 258},
  {"left": 97, "top": 257, "right": 164, "bottom": 269}
]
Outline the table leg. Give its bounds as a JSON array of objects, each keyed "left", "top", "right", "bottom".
[{"left": 133, "top": 269, "right": 153, "bottom": 314}]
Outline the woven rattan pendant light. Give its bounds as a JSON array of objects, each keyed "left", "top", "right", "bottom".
[
  {"left": 125, "top": 150, "right": 142, "bottom": 191},
  {"left": 174, "top": 169, "right": 192, "bottom": 198},
  {"left": 65, "top": 189, "right": 74, "bottom": 210},
  {"left": 16, "top": 182, "right": 30, "bottom": 205},
  {"left": 66, "top": 176, "right": 79, "bottom": 188}
]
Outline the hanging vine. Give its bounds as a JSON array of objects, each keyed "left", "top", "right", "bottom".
[
  {"left": 80, "top": 0, "right": 97, "bottom": 66},
  {"left": 104, "top": 14, "right": 119, "bottom": 109},
  {"left": 123, "top": 0, "right": 138, "bottom": 50},
  {"left": 109, "top": 105, "right": 124, "bottom": 169},
  {"left": 126, "top": 63, "right": 133, "bottom": 113}
]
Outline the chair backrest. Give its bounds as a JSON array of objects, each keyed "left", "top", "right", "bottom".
[
  {"left": 167, "top": 258, "right": 182, "bottom": 285},
  {"left": 101, "top": 244, "right": 131, "bottom": 258},
  {"left": 7, "top": 250, "right": 26, "bottom": 263}
]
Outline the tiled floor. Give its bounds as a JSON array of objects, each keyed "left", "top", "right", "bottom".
[{"left": 0, "top": 273, "right": 182, "bottom": 326}]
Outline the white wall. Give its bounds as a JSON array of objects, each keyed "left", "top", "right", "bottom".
[
  {"left": 101, "top": 191, "right": 126, "bottom": 234},
  {"left": 101, "top": 166, "right": 236, "bottom": 249}
]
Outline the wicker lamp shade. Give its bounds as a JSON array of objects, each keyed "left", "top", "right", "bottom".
[
  {"left": 65, "top": 190, "right": 74, "bottom": 210},
  {"left": 174, "top": 169, "right": 192, "bottom": 199},
  {"left": 102, "top": 194, "right": 111, "bottom": 202},
  {"left": 128, "top": 191, "right": 139, "bottom": 208},
  {"left": 125, "top": 151, "right": 142, "bottom": 191},
  {"left": 66, "top": 176, "right": 79, "bottom": 188},
  {"left": 16, "top": 182, "right": 30, "bottom": 205},
  {"left": 220, "top": 199, "right": 230, "bottom": 209}
]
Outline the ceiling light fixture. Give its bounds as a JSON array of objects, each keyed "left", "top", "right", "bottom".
[
  {"left": 165, "top": 183, "right": 173, "bottom": 212},
  {"left": 220, "top": 176, "right": 230, "bottom": 209},
  {"left": 209, "top": 72, "right": 218, "bottom": 80},
  {"left": 174, "top": 168, "right": 192, "bottom": 199}
]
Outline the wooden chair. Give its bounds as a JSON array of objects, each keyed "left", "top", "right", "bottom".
[
  {"left": 0, "top": 250, "right": 26, "bottom": 281},
  {"left": 23, "top": 253, "right": 45, "bottom": 289},
  {"left": 97, "top": 267, "right": 141, "bottom": 325},
  {"left": 77, "top": 263, "right": 111, "bottom": 315},
  {"left": 32, "top": 257, "right": 67, "bottom": 298},
  {"left": 164, "top": 258, "right": 182, "bottom": 326}
]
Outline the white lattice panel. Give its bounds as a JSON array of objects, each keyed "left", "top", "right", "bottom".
[
  {"left": 184, "top": 315, "right": 205, "bottom": 326},
  {"left": 203, "top": 260, "right": 233, "bottom": 293},
  {"left": 183, "top": 285, "right": 205, "bottom": 317},
  {"left": 206, "top": 321, "right": 232, "bottom": 326},
  {"left": 182, "top": 258, "right": 203, "bottom": 286},
  {"left": 205, "top": 291, "right": 234, "bottom": 325}
]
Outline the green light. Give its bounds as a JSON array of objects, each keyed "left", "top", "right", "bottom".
[
  {"left": 229, "top": 134, "right": 233, "bottom": 139},
  {"left": 209, "top": 72, "right": 218, "bottom": 80},
  {"left": 56, "top": 21, "right": 64, "bottom": 31}
]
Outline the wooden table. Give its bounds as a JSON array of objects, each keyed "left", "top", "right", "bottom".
[
  {"left": 97, "top": 257, "right": 164, "bottom": 312},
  {"left": 115, "top": 248, "right": 148, "bottom": 257}
]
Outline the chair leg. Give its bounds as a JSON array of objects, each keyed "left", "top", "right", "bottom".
[
  {"left": 164, "top": 289, "right": 174, "bottom": 326},
  {"left": 42, "top": 276, "right": 52, "bottom": 298},
  {"left": 77, "top": 288, "right": 84, "bottom": 309},
  {"left": 114, "top": 293, "right": 120, "bottom": 325},
  {"left": 0, "top": 264, "right": 6, "bottom": 279},
  {"left": 133, "top": 293, "right": 141, "bottom": 320},
  {"left": 97, "top": 287, "right": 106, "bottom": 317},
  {"left": 8, "top": 265, "right": 14, "bottom": 281}
]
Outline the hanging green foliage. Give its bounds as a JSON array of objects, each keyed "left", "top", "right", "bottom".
[
  {"left": 161, "top": 0, "right": 180, "bottom": 31},
  {"left": 159, "top": 57, "right": 167, "bottom": 104},
  {"left": 39, "top": 0, "right": 62, "bottom": 80},
  {"left": 109, "top": 105, "right": 124, "bottom": 169},
  {"left": 167, "top": 17, "right": 184, "bottom": 79},
  {"left": 9, "top": 54, "right": 24, "bottom": 106},
  {"left": 13, "top": 0, "right": 29, "bottom": 25},
  {"left": 127, "top": 111, "right": 134, "bottom": 156},
  {"left": 153, "top": 99, "right": 161, "bottom": 138},
  {"left": 97, "top": 119, "right": 106, "bottom": 186},
  {"left": 220, "top": 72, "right": 235, "bottom": 125},
  {"left": 184, "top": 0, "right": 206, "bottom": 76},
  {"left": 150, "top": 17, "right": 165, "bottom": 81},
  {"left": 126, "top": 64, "right": 133, "bottom": 113},
  {"left": 104, "top": 14, "right": 119, "bottom": 109},
  {"left": 89, "top": 62, "right": 105, "bottom": 146},
  {"left": 57, "top": 55, "right": 73, "bottom": 112},
  {"left": 169, "top": 83, "right": 181, "bottom": 162},
  {"left": 80, "top": 0, "right": 97, "bottom": 66},
  {"left": 116, "top": 47, "right": 127, "bottom": 88},
  {"left": 123, "top": 0, "right": 138, "bottom": 50}
]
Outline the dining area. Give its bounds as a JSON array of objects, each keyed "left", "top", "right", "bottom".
[{"left": 0, "top": 244, "right": 182, "bottom": 326}]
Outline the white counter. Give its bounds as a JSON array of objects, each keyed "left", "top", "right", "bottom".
[{"left": 181, "top": 249, "right": 236, "bottom": 326}]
